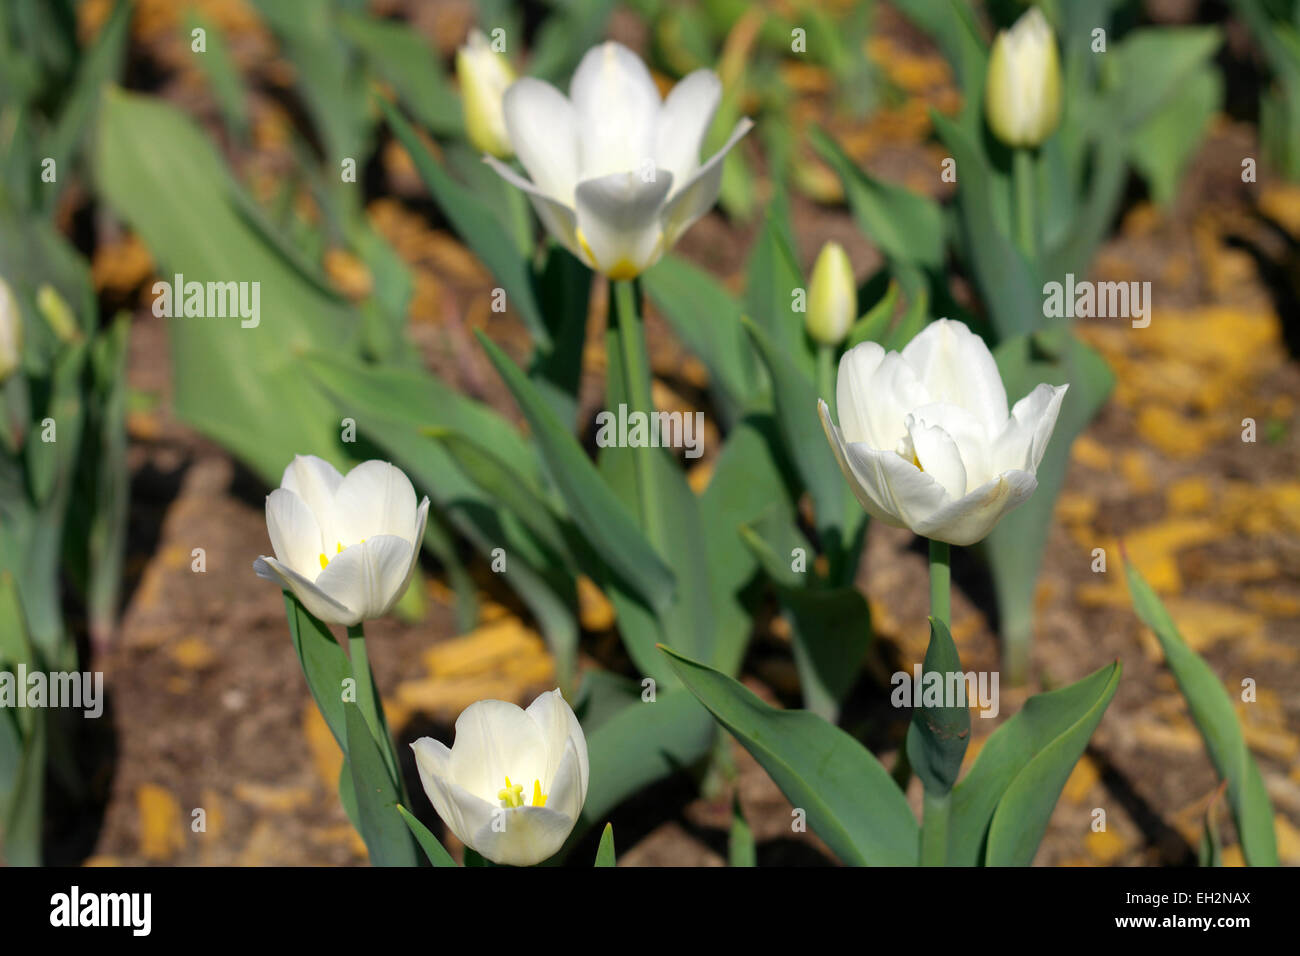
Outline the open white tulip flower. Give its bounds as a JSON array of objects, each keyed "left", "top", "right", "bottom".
[
  {"left": 818, "top": 319, "right": 1067, "bottom": 546},
  {"left": 984, "top": 6, "right": 1062, "bottom": 149},
  {"left": 412, "top": 689, "right": 589, "bottom": 866},
  {"left": 253, "top": 455, "right": 429, "bottom": 627},
  {"left": 484, "top": 41, "right": 753, "bottom": 279}
]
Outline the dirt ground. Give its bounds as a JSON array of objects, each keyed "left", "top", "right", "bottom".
[{"left": 48, "top": 0, "right": 1300, "bottom": 866}]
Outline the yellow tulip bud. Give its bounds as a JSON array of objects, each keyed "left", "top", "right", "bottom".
[
  {"left": 806, "top": 242, "right": 856, "bottom": 346},
  {"left": 456, "top": 29, "right": 515, "bottom": 159},
  {"left": 0, "top": 278, "right": 21, "bottom": 382},
  {"left": 984, "top": 7, "right": 1062, "bottom": 149}
]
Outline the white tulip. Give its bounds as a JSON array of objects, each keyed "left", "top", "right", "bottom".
[
  {"left": 0, "top": 278, "right": 21, "bottom": 382},
  {"left": 818, "top": 319, "right": 1067, "bottom": 546},
  {"left": 984, "top": 7, "right": 1062, "bottom": 149},
  {"left": 253, "top": 456, "right": 429, "bottom": 627},
  {"left": 457, "top": 28, "right": 515, "bottom": 159},
  {"left": 484, "top": 41, "right": 753, "bottom": 279},
  {"left": 412, "top": 689, "right": 589, "bottom": 866}
]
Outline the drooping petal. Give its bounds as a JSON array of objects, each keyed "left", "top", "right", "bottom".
[
  {"left": 446, "top": 699, "right": 549, "bottom": 803},
  {"left": 312, "top": 534, "right": 415, "bottom": 621},
  {"left": 252, "top": 555, "right": 356, "bottom": 625},
  {"left": 501, "top": 77, "right": 581, "bottom": 203},
  {"left": 905, "top": 416, "right": 968, "bottom": 499},
  {"left": 280, "top": 454, "right": 344, "bottom": 546},
  {"left": 654, "top": 69, "right": 722, "bottom": 197},
  {"left": 836, "top": 345, "right": 930, "bottom": 449},
  {"left": 469, "top": 802, "right": 577, "bottom": 867},
  {"left": 525, "top": 689, "right": 588, "bottom": 800},
  {"left": 574, "top": 169, "right": 673, "bottom": 279},
  {"left": 265, "top": 488, "right": 325, "bottom": 579},
  {"left": 412, "top": 736, "right": 494, "bottom": 848},
  {"left": 900, "top": 319, "right": 1008, "bottom": 435},
  {"left": 993, "top": 382, "right": 1068, "bottom": 474},
  {"left": 333, "top": 460, "right": 418, "bottom": 545},
  {"left": 911, "top": 470, "right": 1038, "bottom": 546},
  {"left": 659, "top": 117, "right": 753, "bottom": 248},
  {"left": 569, "top": 41, "right": 661, "bottom": 180},
  {"left": 484, "top": 156, "right": 582, "bottom": 259}
]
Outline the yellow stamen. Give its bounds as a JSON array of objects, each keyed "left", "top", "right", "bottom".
[
  {"left": 532, "top": 780, "right": 547, "bottom": 808},
  {"left": 319, "top": 553, "right": 329, "bottom": 570},
  {"left": 498, "top": 776, "right": 524, "bottom": 809}
]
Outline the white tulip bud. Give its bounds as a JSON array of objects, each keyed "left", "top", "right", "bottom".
[
  {"left": 984, "top": 7, "right": 1062, "bottom": 149},
  {"left": 0, "top": 278, "right": 21, "bottom": 383},
  {"left": 806, "top": 242, "right": 855, "bottom": 346},
  {"left": 457, "top": 29, "right": 516, "bottom": 159}
]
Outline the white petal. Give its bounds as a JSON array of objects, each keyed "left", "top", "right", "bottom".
[
  {"left": 574, "top": 169, "right": 673, "bottom": 278},
  {"left": 524, "top": 688, "right": 588, "bottom": 802},
  {"left": 654, "top": 69, "right": 722, "bottom": 196},
  {"left": 900, "top": 319, "right": 1009, "bottom": 435},
  {"left": 313, "top": 534, "right": 414, "bottom": 621},
  {"left": 447, "top": 699, "right": 549, "bottom": 803},
  {"left": 836, "top": 345, "right": 930, "bottom": 449},
  {"left": 502, "top": 77, "right": 580, "bottom": 203},
  {"left": 659, "top": 117, "right": 753, "bottom": 248},
  {"left": 253, "top": 555, "right": 357, "bottom": 626},
  {"left": 484, "top": 156, "right": 582, "bottom": 260},
  {"left": 413, "top": 738, "right": 496, "bottom": 849},
  {"left": 569, "top": 42, "right": 661, "bottom": 180},
  {"left": 468, "top": 803, "right": 576, "bottom": 867},
  {"left": 333, "top": 460, "right": 418, "bottom": 545},
  {"left": 994, "top": 383, "right": 1068, "bottom": 474},
  {"left": 539, "top": 738, "right": 585, "bottom": 825},
  {"left": 906, "top": 416, "right": 968, "bottom": 499},
  {"left": 280, "top": 454, "right": 344, "bottom": 546},
  {"left": 907, "top": 402, "right": 994, "bottom": 489},
  {"left": 911, "top": 470, "right": 1038, "bottom": 546},
  {"left": 265, "top": 488, "right": 325, "bottom": 579}
]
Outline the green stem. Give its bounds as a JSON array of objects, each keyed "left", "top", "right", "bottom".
[
  {"left": 919, "top": 790, "right": 951, "bottom": 866},
  {"left": 928, "top": 538, "right": 950, "bottom": 626},
  {"left": 348, "top": 623, "right": 402, "bottom": 791},
  {"left": 1012, "top": 147, "right": 1037, "bottom": 259},
  {"left": 610, "top": 279, "right": 665, "bottom": 551},
  {"left": 816, "top": 344, "right": 835, "bottom": 417}
]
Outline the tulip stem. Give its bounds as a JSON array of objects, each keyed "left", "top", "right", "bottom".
[
  {"left": 816, "top": 345, "right": 835, "bottom": 419},
  {"left": 920, "top": 790, "right": 951, "bottom": 866},
  {"left": 610, "top": 279, "right": 666, "bottom": 553},
  {"left": 928, "top": 538, "right": 950, "bottom": 626},
  {"left": 1012, "top": 148, "right": 1037, "bottom": 258},
  {"left": 348, "top": 624, "right": 402, "bottom": 789}
]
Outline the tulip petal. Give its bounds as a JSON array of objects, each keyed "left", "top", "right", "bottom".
[
  {"left": 660, "top": 117, "right": 753, "bottom": 247},
  {"left": 447, "top": 699, "right": 549, "bottom": 804},
  {"left": 265, "top": 488, "right": 324, "bottom": 579},
  {"left": 253, "top": 555, "right": 356, "bottom": 625},
  {"left": 539, "top": 738, "right": 585, "bottom": 824},
  {"left": 501, "top": 77, "right": 580, "bottom": 202},
  {"left": 334, "top": 460, "right": 419, "bottom": 545},
  {"left": 994, "top": 382, "right": 1068, "bottom": 473},
  {"left": 281, "top": 454, "right": 344, "bottom": 547},
  {"left": 911, "top": 470, "right": 1038, "bottom": 546},
  {"left": 525, "top": 688, "right": 589, "bottom": 801},
  {"left": 906, "top": 416, "right": 969, "bottom": 500},
  {"left": 569, "top": 41, "right": 661, "bottom": 180},
  {"left": 654, "top": 69, "right": 722, "bottom": 197},
  {"left": 412, "top": 737, "right": 481, "bottom": 848},
  {"left": 907, "top": 402, "right": 994, "bottom": 489},
  {"left": 483, "top": 156, "right": 582, "bottom": 260},
  {"left": 469, "top": 803, "right": 576, "bottom": 867},
  {"left": 313, "top": 534, "right": 414, "bottom": 621},
  {"left": 574, "top": 169, "right": 673, "bottom": 278},
  {"left": 901, "top": 319, "right": 1008, "bottom": 435},
  {"left": 836, "top": 344, "right": 930, "bottom": 449}
]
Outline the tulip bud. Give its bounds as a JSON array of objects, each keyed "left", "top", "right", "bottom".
[
  {"left": 36, "top": 284, "right": 80, "bottom": 344},
  {"left": 806, "top": 242, "right": 856, "bottom": 346},
  {"left": 0, "top": 278, "right": 21, "bottom": 383},
  {"left": 984, "top": 7, "right": 1062, "bottom": 149},
  {"left": 456, "top": 29, "right": 515, "bottom": 159}
]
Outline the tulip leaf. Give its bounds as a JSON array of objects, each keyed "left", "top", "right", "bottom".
[
  {"left": 1105, "top": 27, "right": 1222, "bottom": 136},
  {"left": 660, "top": 645, "right": 918, "bottom": 866},
  {"left": 810, "top": 127, "right": 945, "bottom": 272},
  {"left": 744, "top": 214, "right": 814, "bottom": 376},
  {"left": 594, "top": 823, "right": 616, "bottom": 867},
  {"left": 528, "top": 243, "right": 593, "bottom": 428},
  {"left": 846, "top": 279, "right": 900, "bottom": 348},
  {"left": 284, "top": 594, "right": 353, "bottom": 755},
  {"left": 376, "top": 96, "right": 549, "bottom": 348},
  {"left": 1124, "top": 562, "right": 1278, "bottom": 866},
  {"left": 344, "top": 703, "right": 419, "bottom": 867},
  {"left": 396, "top": 804, "right": 458, "bottom": 868},
  {"left": 729, "top": 795, "right": 757, "bottom": 867},
  {"left": 948, "top": 661, "right": 1122, "bottom": 866},
  {"left": 339, "top": 11, "right": 462, "bottom": 137},
  {"left": 904, "top": 617, "right": 970, "bottom": 797},
  {"left": 476, "top": 331, "right": 677, "bottom": 619}
]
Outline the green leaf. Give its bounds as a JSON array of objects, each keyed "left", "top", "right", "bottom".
[
  {"left": 729, "top": 795, "right": 757, "bottom": 867},
  {"left": 661, "top": 645, "right": 918, "bottom": 866},
  {"left": 594, "top": 823, "right": 616, "bottom": 867},
  {"left": 344, "top": 703, "right": 419, "bottom": 867},
  {"left": 396, "top": 804, "right": 458, "bottom": 867},
  {"left": 376, "top": 96, "right": 549, "bottom": 348},
  {"left": 977, "top": 665, "right": 1123, "bottom": 868},
  {"left": 339, "top": 11, "right": 462, "bottom": 137},
  {"left": 284, "top": 594, "right": 353, "bottom": 754},
  {"left": 743, "top": 214, "right": 812, "bottom": 376},
  {"left": 1124, "top": 561, "right": 1278, "bottom": 866},
  {"left": 904, "top": 617, "right": 970, "bottom": 796},
  {"left": 1127, "top": 67, "right": 1220, "bottom": 207},
  {"left": 476, "top": 331, "right": 676, "bottom": 618},
  {"left": 1105, "top": 27, "right": 1222, "bottom": 135}
]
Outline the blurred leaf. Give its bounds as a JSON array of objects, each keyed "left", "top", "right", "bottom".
[
  {"left": 661, "top": 644, "right": 918, "bottom": 865},
  {"left": 1128, "top": 68, "right": 1220, "bottom": 207},
  {"left": 594, "top": 823, "right": 616, "bottom": 867},
  {"left": 729, "top": 795, "right": 756, "bottom": 867},
  {"left": 743, "top": 213, "right": 812, "bottom": 376},
  {"left": 1125, "top": 562, "right": 1278, "bottom": 866},
  {"left": 339, "top": 11, "right": 462, "bottom": 136},
  {"left": 1104, "top": 27, "right": 1222, "bottom": 135},
  {"left": 186, "top": 12, "right": 249, "bottom": 138}
]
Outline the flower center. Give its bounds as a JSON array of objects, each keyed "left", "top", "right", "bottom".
[
  {"left": 318, "top": 539, "right": 364, "bottom": 570},
  {"left": 497, "top": 775, "right": 547, "bottom": 809}
]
